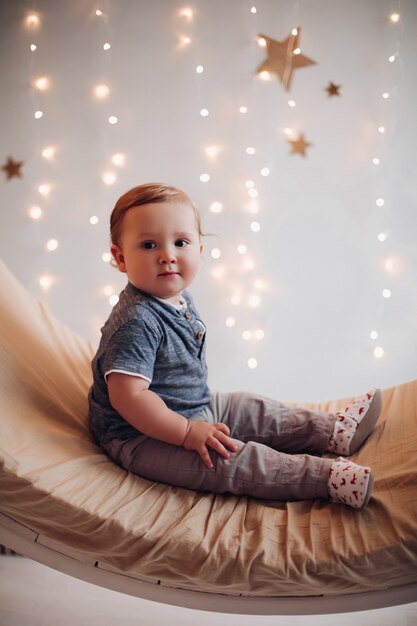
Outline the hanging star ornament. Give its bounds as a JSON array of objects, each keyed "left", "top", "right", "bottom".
[
  {"left": 256, "top": 27, "right": 317, "bottom": 91},
  {"left": 326, "top": 81, "right": 341, "bottom": 97},
  {"left": 2, "top": 156, "right": 23, "bottom": 180},
  {"left": 288, "top": 133, "right": 312, "bottom": 157}
]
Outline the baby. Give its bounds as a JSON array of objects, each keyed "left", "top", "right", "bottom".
[{"left": 88, "top": 183, "right": 382, "bottom": 509}]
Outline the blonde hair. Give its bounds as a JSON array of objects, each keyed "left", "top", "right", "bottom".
[{"left": 110, "top": 183, "right": 202, "bottom": 245}]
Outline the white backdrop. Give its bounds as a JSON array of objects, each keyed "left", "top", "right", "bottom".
[{"left": 1, "top": 0, "right": 416, "bottom": 402}]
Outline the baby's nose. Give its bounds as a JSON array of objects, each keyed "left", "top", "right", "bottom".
[{"left": 159, "top": 246, "right": 177, "bottom": 263}]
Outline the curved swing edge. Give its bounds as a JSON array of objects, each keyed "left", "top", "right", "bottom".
[{"left": 1, "top": 513, "right": 416, "bottom": 616}]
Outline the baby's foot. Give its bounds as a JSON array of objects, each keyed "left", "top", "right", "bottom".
[
  {"left": 328, "top": 458, "right": 374, "bottom": 509},
  {"left": 328, "top": 388, "right": 382, "bottom": 455}
]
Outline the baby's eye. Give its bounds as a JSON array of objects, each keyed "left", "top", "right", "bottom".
[
  {"left": 141, "top": 241, "right": 156, "bottom": 250},
  {"left": 175, "top": 239, "right": 189, "bottom": 248}
]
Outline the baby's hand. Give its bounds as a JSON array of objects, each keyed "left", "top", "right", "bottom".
[{"left": 182, "top": 421, "right": 238, "bottom": 469}]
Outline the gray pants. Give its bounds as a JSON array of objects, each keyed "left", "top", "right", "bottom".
[{"left": 103, "top": 391, "right": 337, "bottom": 501}]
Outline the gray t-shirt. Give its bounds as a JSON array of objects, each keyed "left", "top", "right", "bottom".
[{"left": 88, "top": 282, "right": 211, "bottom": 445}]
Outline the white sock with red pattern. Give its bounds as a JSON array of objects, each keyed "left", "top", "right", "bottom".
[{"left": 328, "top": 458, "right": 374, "bottom": 509}]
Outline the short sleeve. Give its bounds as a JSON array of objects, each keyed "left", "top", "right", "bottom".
[{"left": 102, "top": 316, "right": 161, "bottom": 383}]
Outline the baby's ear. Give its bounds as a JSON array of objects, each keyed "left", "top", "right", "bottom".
[{"left": 110, "top": 244, "right": 127, "bottom": 273}]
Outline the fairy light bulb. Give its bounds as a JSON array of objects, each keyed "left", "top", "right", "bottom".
[
  {"left": 102, "top": 172, "right": 116, "bottom": 185},
  {"left": 248, "top": 294, "right": 261, "bottom": 307},
  {"left": 200, "top": 108, "right": 209, "bottom": 117},
  {"left": 388, "top": 55, "right": 396, "bottom": 63},
  {"left": 237, "top": 244, "right": 247, "bottom": 255},
  {"left": 243, "top": 331, "right": 252, "bottom": 341},
  {"left": 46, "top": 238, "right": 58, "bottom": 251},
  {"left": 111, "top": 152, "right": 126, "bottom": 166},
  {"left": 103, "top": 43, "right": 111, "bottom": 51},
  {"left": 94, "top": 84, "right": 110, "bottom": 99},
  {"left": 283, "top": 128, "right": 293, "bottom": 136},
  {"left": 180, "top": 7, "right": 193, "bottom": 19},
  {"left": 382, "top": 288, "right": 391, "bottom": 299},
  {"left": 29, "top": 206, "right": 42, "bottom": 220},
  {"left": 239, "top": 106, "right": 248, "bottom": 113},
  {"left": 390, "top": 12, "right": 400, "bottom": 23},
  {"left": 250, "top": 7, "right": 257, "bottom": 13},
  {"left": 248, "top": 358, "right": 258, "bottom": 369},
  {"left": 245, "top": 180, "right": 255, "bottom": 189},
  {"left": 382, "top": 92, "right": 390, "bottom": 99},
  {"left": 211, "top": 248, "right": 221, "bottom": 259},
  {"left": 374, "top": 346, "right": 384, "bottom": 359},
  {"left": 257, "top": 37, "right": 267, "bottom": 48},
  {"left": 378, "top": 126, "right": 386, "bottom": 134},
  {"left": 373, "top": 158, "right": 380, "bottom": 165},
  {"left": 34, "top": 76, "right": 49, "bottom": 91},
  {"left": 248, "top": 189, "right": 258, "bottom": 198},
  {"left": 30, "top": 44, "right": 37, "bottom": 51},
  {"left": 205, "top": 145, "right": 220, "bottom": 159},
  {"left": 259, "top": 71, "right": 270, "bottom": 81},
  {"left": 292, "top": 28, "right": 298, "bottom": 36},
  {"left": 250, "top": 221, "right": 260, "bottom": 232},
  {"left": 109, "top": 295, "right": 119, "bottom": 306},
  {"left": 181, "top": 36, "right": 191, "bottom": 45},
  {"left": 108, "top": 116, "right": 118, "bottom": 124},
  {"left": 38, "top": 184, "right": 51, "bottom": 196},
  {"left": 200, "top": 173, "right": 210, "bottom": 182},
  {"left": 246, "top": 147, "right": 256, "bottom": 155},
  {"left": 42, "top": 146, "right": 55, "bottom": 160},
  {"left": 254, "top": 329, "right": 265, "bottom": 340},
  {"left": 260, "top": 167, "right": 270, "bottom": 176},
  {"left": 370, "top": 330, "right": 378, "bottom": 340},
  {"left": 103, "top": 285, "right": 114, "bottom": 297},
  {"left": 34, "top": 110, "right": 43, "bottom": 119},
  {"left": 96, "top": 9, "right": 103, "bottom": 16},
  {"left": 376, "top": 198, "right": 385, "bottom": 207},
  {"left": 288, "top": 100, "right": 296, "bottom": 108},
  {"left": 378, "top": 232, "right": 387, "bottom": 242},
  {"left": 293, "top": 48, "right": 301, "bottom": 55},
  {"left": 225, "top": 317, "right": 236, "bottom": 328},
  {"left": 39, "top": 275, "right": 53, "bottom": 290},
  {"left": 210, "top": 201, "right": 223, "bottom": 213},
  {"left": 90, "top": 216, "right": 99, "bottom": 225},
  {"left": 26, "top": 14, "right": 40, "bottom": 28},
  {"left": 102, "top": 252, "right": 112, "bottom": 263},
  {"left": 196, "top": 65, "right": 204, "bottom": 74}
]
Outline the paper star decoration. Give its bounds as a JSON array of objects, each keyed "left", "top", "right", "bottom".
[
  {"left": 326, "top": 81, "right": 341, "bottom": 96},
  {"left": 256, "top": 27, "right": 317, "bottom": 91},
  {"left": 2, "top": 156, "right": 23, "bottom": 180},
  {"left": 288, "top": 133, "right": 312, "bottom": 157}
]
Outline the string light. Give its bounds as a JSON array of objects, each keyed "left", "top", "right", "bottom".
[
  {"left": 372, "top": 158, "right": 380, "bottom": 165},
  {"left": 108, "top": 115, "right": 118, "bottom": 124},
  {"left": 248, "top": 358, "right": 258, "bottom": 369},
  {"left": 250, "top": 7, "right": 257, "bottom": 13},
  {"left": 42, "top": 146, "right": 55, "bottom": 159},
  {"left": 102, "top": 172, "right": 116, "bottom": 185},
  {"left": 196, "top": 65, "right": 204, "bottom": 74},
  {"left": 388, "top": 54, "right": 396, "bottom": 63},
  {"left": 209, "top": 201, "right": 223, "bottom": 213},
  {"left": 30, "top": 44, "right": 37, "bottom": 51},
  {"left": 288, "top": 100, "right": 296, "bottom": 108},
  {"left": 389, "top": 12, "right": 400, "bottom": 23},
  {"left": 250, "top": 221, "right": 260, "bottom": 232},
  {"left": 181, "top": 36, "right": 191, "bottom": 45},
  {"left": 254, "top": 329, "right": 264, "bottom": 340},
  {"left": 370, "top": 330, "right": 378, "bottom": 340},
  {"left": 94, "top": 84, "right": 110, "bottom": 99},
  {"left": 259, "top": 71, "right": 270, "bottom": 81},
  {"left": 382, "top": 288, "right": 391, "bottom": 299},
  {"left": 245, "top": 180, "right": 255, "bottom": 189},
  {"left": 376, "top": 198, "right": 385, "bottom": 207},
  {"left": 39, "top": 275, "right": 53, "bottom": 290},
  {"left": 34, "top": 76, "right": 49, "bottom": 90},
  {"left": 378, "top": 232, "right": 387, "bottom": 242},
  {"left": 248, "top": 188, "right": 258, "bottom": 198},
  {"left": 237, "top": 244, "right": 247, "bottom": 255},
  {"left": 257, "top": 37, "right": 267, "bottom": 48},
  {"left": 246, "top": 147, "right": 256, "bottom": 155},
  {"left": 239, "top": 106, "right": 248, "bottom": 114},
  {"left": 211, "top": 248, "right": 221, "bottom": 259},
  {"left": 200, "top": 108, "right": 209, "bottom": 117},
  {"left": 103, "top": 43, "right": 111, "bottom": 51},
  {"left": 248, "top": 294, "right": 261, "bottom": 307},
  {"left": 243, "top": 330, "right": 252, "bottom": 340},
  {"left": 109, "top": 295, "right": 119, "bottom": 306},
  {"left": 102, "top": 252, "right": 112, "bottom": 263},
  {"left": 180, "top": 8, "right": 193, "bottom": 19},
  {"left": 260, "top": 167, "right": 270, "bottom": 176},
  {"left": 205, "top": 145, "right": 220, "bottom": 159},
  {"left": 29, "top": 206, "right": 42, "bottom": 220},
  {"left": 200, "top": 173, "right": 210, "bottom": 182},
  {"left": 90, "top": 216, "right": 99, "bottom": 225},
  {"left": 374, "top": 346, "right": 385, "bottom": 359},
  {"left": 378, "top": 126, "right": 386, "bottom": 133},
  {"left": 111, "top": 152, "right": 126, "bottom": 166},
  {"left": 95, "top": 9, "right": 103, "bottom": 17},
  {"left": 292, "top": 28, "right": 298, "bottom": 36},
  {"left": 26, "top": 14, "right": 40, "bottom": 28},
  {"left": 34, "top": 110, "right": 43, "bottom": 119},
  {"left": 38, "top": 184, "right": 51, "bottom": 196},
  {"left": 382, "top": 92, "right": 390, "bottom": 99},
  {"left": 226, "top": 317, "right": 236, "bottom": 328},
  {"left": 46, "top": 239, "right": 58, "bottom": 251}
]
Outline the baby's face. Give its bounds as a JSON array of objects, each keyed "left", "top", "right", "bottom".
[{"left": 111, "top": 200, "right": 202, "bottom": 305}]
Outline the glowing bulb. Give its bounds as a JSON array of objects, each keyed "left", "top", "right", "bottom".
[
  {"left": 226, "top": 317, "right": 236, "bottom": 328},
  {"left": 210, "top": 201, "right": 223, "bottom": 213},
  {"left": 46, "top": 238, "right": 58, "bottom": 251},
  {"left": 90, "top": 216, "right": 99, "bottom": 225},
  {"left": 382, "top": 92, "right": 390, "bottom": 99},
  {"left": 246, "top": 147, "right": 256, "bottom": 155},
  {"left": 103, "top": 285, "right": 114, "bottom": 296},
  {"left": 257, "top": 37, "right": 267, "bottom": 48},
  {"left": 39, "top": 275, "right": 53, "bottom": 290},
  {"left": 111, "top": 152, "right": 125, "bottom": 166},
  {"left": 34, "top": 110, "right": 43, "bottom": 119},
  {"left": 29, "top": 206, "right": 42, "bottom": 220},
  {"left": 390, "top": 12, "right": 400, "bottom": 23},
  {"left": 181, "top": 8, "right": 193, "bottom": 19},
  {"left": 211, "top": 248, "right": 221, "bottom": 259},
  {"left": 205, "top": 145, "right": 220, "bottom": 158},
  {"left": 260, "top": 167, "right": 270, "bottom": 176},
  {"left": 102, "top": 252, "right": 112, "bottom": 263},
  {"left": 376, "top": 198, "right": 385, "bottom": 207},
  {"left": 373, "top": 158, "right": 380, "bottom": 165},
  {"left": 254, "top": 329, "right": 265, "bottom": 340},
  {"left": 200, "top": 173, "right": 210, "bottom": 182},
  {"left": 243, "top": 258, "right": 255, "bottom": 271},
  {"left": 231, "top": 294, "right": 241, "bottom": 305},
  {"left": 374, "top": 346, "right": 384, "bottom": 359},
  {"left": 38, "top": 184, "right": 50, "bottom": 196},
  {"left": 250, "top": 221, "right": 260, "bottom": 232},
  {"left": 108, "top": 116, "right": 118, "bottom": 124},
  {"left": 94, "top": 84, "right": 110, "bottom": 99},
  {"left": 247, "top": 200, "right": 259, "bottom": 214},
  {"left": 283, "top": 127, "right": 293, "bottom": 136},
  {"left": 378, "top": 232, "right": 387, "bottom": 242},
  {"left": 196, "top": 65, "right": 204, "bottom": 74},
  {"left": 378, "top": 126, "right": 386, "bottom": 134},
  {"left": 237, "top": 245, "right": 247, "bottom": 255},
  {"left": 181, "top": 36, "right": 191, "bottom": 45},
  {"left": 388, "top": 55, "right": 396, "bottom": 63},
  {"left": 211, "top": 266, "right": 225, "bottom": 279},
  {"left": 259, "top": 71, "right": 270, "bottom": 80},
  {"left": 30, "top": 44, "right": 37, "bottom": 51},
  {"left": 248, "top": 189, "right": 258, "bottom": 198},
  {"left": 292, "top": 28, "right": 298, "bottom": 36},
  {"left": 239, "top": 106, "right": 248, "bottom": 113},
  {"left": 382, "top": 288, "right": 391, "bottom": 298},
  {"left": 102, "top": 172, "right": 116, "bottom": 185},
  {"left": 109, "top": 295, "right": 119, "bottom": 306},
  {"left": 248, "top": 358, "right": 258, "bottom": 369},
  {"left": 293, "top": 47, "right": 301, "bottom": 55},
  {"left": 248, "top": 294, "right": 261, "bottom": 307},
  {"left": 96, "top": 9, "right": 103, "bottom": 16},
  {"left": 26, "top": 14, "right": 40, "bottom": 27},
  {"left": 288, "top": 100, "right": 296, "bottom": 108},
  {"left": 200, "top": 108, "right": 209, "bottom": 117},
  {"left": 243, "top": 331, "right": 252, "bottom": 341},
  {"left": 250, "top": 7, "right": 257, "bottom": 13},
  {"left": 34, "top": 76, "right": 49, "bottom": 90},
  {"left": 42, "top": 146, "right": 55, "bottom": 160},
  {"left": 103, "top": 43, "right": 111, "bottom": 51},
  {"left": 254, "top": 279, "right": 265, "bottom": 290},
  {"left": 370, "top": 330, "right": 378, "bottom": 340},
  {"left": 245, "top": 180, "right": 255, "bottom": 189}
]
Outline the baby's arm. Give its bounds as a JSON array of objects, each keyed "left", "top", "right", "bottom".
[{"left": 107, "top": 373, "right": 237, "bottom": 468}]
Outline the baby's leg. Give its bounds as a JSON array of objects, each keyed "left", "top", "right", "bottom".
[{"left": 210, "top": 391, "right": 336, "bottom": 455}]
